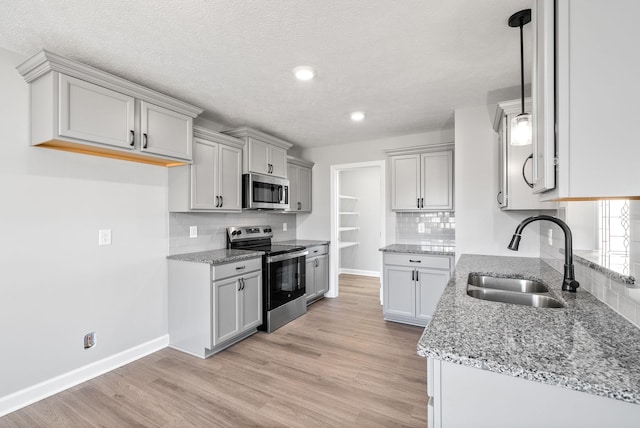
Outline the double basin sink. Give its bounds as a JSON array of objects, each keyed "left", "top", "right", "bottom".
[{"left": 466, "top": 274, "right": 565, "bottom": 309}]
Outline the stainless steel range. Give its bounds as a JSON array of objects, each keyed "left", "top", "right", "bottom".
[{"left": 227, "top": 225, "right": 307, "bottom": 332}]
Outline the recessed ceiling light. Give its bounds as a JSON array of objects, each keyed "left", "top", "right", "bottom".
[
  {"left": 350, "top": 111, "right": 366, "bottom": 121},
  {"left": 293, "top": 66, "right": 316, "bottom": 81}
]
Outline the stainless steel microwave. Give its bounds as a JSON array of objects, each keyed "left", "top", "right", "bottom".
[{"left": 242, "top": 173, "right": 290, "bottom": 210}]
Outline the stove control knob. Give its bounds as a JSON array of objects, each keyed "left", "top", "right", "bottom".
[
  {"left": 265, "top": 228, "right": 271, "bottom": 233},
  {"left": 236, "top": 230, "right": 242, "bottom": 235}
]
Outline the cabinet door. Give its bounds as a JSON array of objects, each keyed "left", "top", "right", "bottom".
[
  {"left": 240, "top": 271, "right": 262, "bottom": 331},
  {"left": 315, "top": 254, "right": 329, "bottom": 296},
  {"left": 140, "top": 101, "right": 192, "bottom": 160},
  {"left": 384, "top": 266, "right": 415, "bottom": 318},
  {"left": 286, "top": 164, "right": 299, "bottom": 213},
  {"left": 59, "top": 74, "right": 135, "bottom": 149},
  {"left": 212, "top": 277, "right": 240, "bottom": 345},
  {"left": 497, "top": 115, "right": 508, "bottom": 208},
  {"left": 217, "top": 143, "right": 242, "bottom": 211},
  {"left": 297, "top": 166, "right": 312, "bottom": 212},
  {"left": 305, "top": 257, "right": 317, "bottom": 303},
  {"left": 247, "top": 138, "right": 270, "bottom": 174},
  {"left": 421, "top": 151, "right": 453, "bottom": 210},
  {"left": 190, "top": 138, "right": 218, "bottom": 209},
  {"left": 415, "top": 269, "right": 449, "bottom": 323},
  {"left": 269, "top": 145, "right": 288, "bottom": 178},
  {"left": 391, "top": 154, "right": 421, "bottom": 210}
]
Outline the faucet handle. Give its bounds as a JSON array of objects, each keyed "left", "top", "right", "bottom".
[{"left": 562, "top": 279, "right": 580, "bottom": 292}]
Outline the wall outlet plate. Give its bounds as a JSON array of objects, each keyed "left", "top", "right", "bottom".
[
  {"left": 283, "top": 222, "right": 287, "bottom": 232},
  {"left": 189, "top": 226, "right": 197, "bottom": 238},
  {"left": 84, "top": 332, "right": 96, "bottom": 349},
  {"left": 98, "top": 229, "right": 111, "bottom": 246}
]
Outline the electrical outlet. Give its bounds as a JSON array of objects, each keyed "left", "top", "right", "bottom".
[
  {"left": 418, "top": 223, "right": 425, "bottom": 233},
  {"left": 98, "top": 229, "right": 111, "bottom": 246},
  {"left": 84, "top": 332, "right": 96, "bottom": 349},
  {"left": 283, "top": 222, "right": 287, "bottom": 232},
  {"left": 189, "top": 226, "right": 197, "bottom": 238},
  {"left": 548, "top": 228, "right": 553, "bottom": 246}
]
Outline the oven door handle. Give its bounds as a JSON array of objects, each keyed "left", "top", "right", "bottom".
[{"left": 266, "top": 250, "right": 308, "bottom": 264}]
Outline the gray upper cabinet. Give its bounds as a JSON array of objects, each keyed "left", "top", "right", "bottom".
[
  {"left": 387, "top": 145, "right": 454, "bottom": 212},
  {"left": 223, "top": 127, "right": 293, "bottom": 179},
  {"left": 286, "top": 156, "right": 314, "bottom": 213},
  {"left": 169, "top": 126, "right": 243, "bottom": 212},
  {"left": 493, "top": 99, "right": 555, "bottom": 210},
  {"left": 17, "top": 50, "right": 202, "bottom": 167}
]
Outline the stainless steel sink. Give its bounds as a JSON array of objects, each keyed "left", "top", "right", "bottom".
[
  {"left": 468, "top": 274, "right": 549, "bottom": 293},
  {"left": 466, "top": 274, "right": 565, "bottom": 309},
  {"left": 466, "top": 288, "right": 566, "bottom": 309}
]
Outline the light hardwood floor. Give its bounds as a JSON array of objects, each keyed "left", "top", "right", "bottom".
[{"left": 1, "top": 274, "right": 427, "bottom": 427}]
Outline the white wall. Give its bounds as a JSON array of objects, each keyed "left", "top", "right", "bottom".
[
  {"left": 454, "top": 105, "right": 542, "bottom": 260},
  {"left": 0, "top": 48, "right": 168, "bottom": 403},
  {"left": 339, "top": 167, "right": 381, "bottom": 274},
  {"left": 296, "top": 130, "right": 454, "bottom": 244}
]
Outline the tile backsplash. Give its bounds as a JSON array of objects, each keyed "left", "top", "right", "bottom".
[
  {"left": 169, "top": 212, "right": 296, "bottom": 255},
  {"left": 540, "top": 202, "right": 640, "bottom": 329},
  {"left": 395, "top": 212, "right": 455, "bottom": 244}
]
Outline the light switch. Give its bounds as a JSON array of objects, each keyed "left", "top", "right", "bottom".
[
  {"left": 283, "top": 223, "right": 287, "bottom": 232},
  {"left": 189, "top": 226, "right": 198, "bottom": 238},
  {"left": 98, "top": 229, "right": 111, "bottom": 246}
]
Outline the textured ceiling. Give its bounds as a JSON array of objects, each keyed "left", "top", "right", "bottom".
[{"left": 0, "top": 0, "right": 532, "bottom": 148}]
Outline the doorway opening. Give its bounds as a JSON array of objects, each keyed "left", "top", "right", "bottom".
[{"left": 328, "top": 161, "right": 385, "bottom": 301}]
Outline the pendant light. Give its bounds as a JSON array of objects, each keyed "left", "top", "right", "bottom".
[{"left": 508, "top": 9, "right": 532, "bottom": 146}]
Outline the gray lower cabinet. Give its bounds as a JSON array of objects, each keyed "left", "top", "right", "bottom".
[
  {"left": 306, "top": 245, "right": 329, "bottom": 304},
  {"left": 383, "top": 253, "right": 452, "bottom": 326},
  {"left": 168, "top": 257, "right": 262, "bottom": 358}
]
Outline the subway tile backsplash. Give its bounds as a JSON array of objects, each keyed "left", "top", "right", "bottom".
[
  {"left": 169, "top": 212, "right": 296, "bottom": 255},
  {"left": 395, "top": 212, "right": 455, "bottom": 244}
]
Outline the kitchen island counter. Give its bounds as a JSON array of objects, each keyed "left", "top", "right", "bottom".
[{"left": 418, "top": 254, "right": 640, "bottom": 405}]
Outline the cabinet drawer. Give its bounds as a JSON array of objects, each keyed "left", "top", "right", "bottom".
[
  {"left": 384, "top": 253, "right": 451, "bottom": 270},
  {"left": 212, "top": 257, "right": 261, "bottom": 281},
  {"left": 306, "top": 245, "right": 328, "bottom": 257}
]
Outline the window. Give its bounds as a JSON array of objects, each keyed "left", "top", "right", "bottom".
[{"left": 599, "top": 200, "right": 630, "bottom": 275}]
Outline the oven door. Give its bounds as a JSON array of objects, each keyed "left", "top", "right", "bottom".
[
  {"left": 265, "top": 251, "right": 307, "bottom": 310},
  {"left": 243, "top": 173, "right": 290, "bottom": 210}
]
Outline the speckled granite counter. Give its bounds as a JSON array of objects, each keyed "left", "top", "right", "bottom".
[
  {"left": 379, "top": 243, "right": 455, "bottom": 256},
  {"left": 276, "top": 239, "right": 330, "bottom": 247},
  {"left": 167, "top": 249, "right": 263, "bottom": 264},
  {"left": 417, "top": 254, "right": 640, "bottom": 405}
]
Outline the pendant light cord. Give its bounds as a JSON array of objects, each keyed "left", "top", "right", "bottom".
[{"left": 519, "top": 17, "right": 525, "bottom": 115}]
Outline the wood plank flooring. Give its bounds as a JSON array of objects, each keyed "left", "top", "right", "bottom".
[{"left": 0, "top": 274, "right": 428, "bottom": 427}]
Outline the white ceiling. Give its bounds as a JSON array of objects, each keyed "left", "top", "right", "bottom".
[{"left": 0, "top": 0, "right": 532, "bottom": 148}]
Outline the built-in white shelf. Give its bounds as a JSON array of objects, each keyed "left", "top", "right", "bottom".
[
  {"left": 339, "top": 227, "right": 360, "bottom": 232},
  {"left": 339, "top": 241, "right": 359, "bottom": 249},
  {"left": 339, "top": 194, "right": 359, "bottom": 200}
]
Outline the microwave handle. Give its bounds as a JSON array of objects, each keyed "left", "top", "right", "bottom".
[{"left": 279, "top": 187, "right": 283, "bottom": 202}]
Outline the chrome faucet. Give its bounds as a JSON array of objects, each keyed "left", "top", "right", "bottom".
[{"left": 507, "top": 215, "right": 580, "bottom": 292}]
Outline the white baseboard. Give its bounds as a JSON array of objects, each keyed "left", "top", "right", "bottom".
[
  {"left": 339, "top": 268, "right": 380, "bottom": 278},
  {"left": 0, "top": 335, "right": 169, "bottom": 417}
]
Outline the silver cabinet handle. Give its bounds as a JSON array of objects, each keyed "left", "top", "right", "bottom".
[
  {"left": 417, "top": 198, "right": 420, "bottom": 208},
  {"left": 238, "top": 279, "right": 242, "bottom": 291},
  {"left": 215, "top": 196, "right": 220, "bottom": 207},
  {"left": 409, "top": 259, "right": 421, "bottom": 263},
  {"left": 220, "top": 195, "right": 223, "bottom": 207},
  {"left": 411, "top": 270, "right": 415, "bottom": 281},
  {"left": 420, "top": 198, "right": 424, "bottom": 208},
  {"left": 235, "top": 265, "right": 246, "bottom": 271},
  {"left": 497, "top": 191, "right": 503, "bottom": 205},
  {"left": 142, "top": 133, "right": 148, "bottom": 149},
  {"left": 298, "top": 202, "right": 301, "bottom": 210},
  {"left": 129, "top": 130, "right": 135, "bottom": 147}
]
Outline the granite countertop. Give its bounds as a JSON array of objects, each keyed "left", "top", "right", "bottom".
[
  {"left": 276, "top": 239, "right": 330, "bottom": 247},
  {"left": 379, "top": 243, "right": 455, "bottom": 256},
  {"left": 167, "top": 249, "right": 263, "bottom": 265},
  {"left": 418, "top": 254, "right": 640, "bottom": 405}
]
